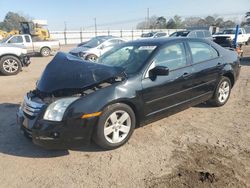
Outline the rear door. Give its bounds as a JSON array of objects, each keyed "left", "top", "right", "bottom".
[
  {"left": 187, "top": 40, "right": 221, "bottom": 99},
  {"left": 141, "top": 42, "right": 193, "bottom": 117}
]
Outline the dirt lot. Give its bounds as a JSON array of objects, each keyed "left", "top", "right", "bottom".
[{"left": 0, "top": 45, "right": 250, "bottom": 188}]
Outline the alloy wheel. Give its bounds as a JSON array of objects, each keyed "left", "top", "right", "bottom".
[
  {"left": 104, "top": 110, "right": 131, "bottom": 144},
  {"left": 3, "top": 58, "right": 19, "bottom": 73},
  {"left": 218, "top": 81, "right": 230, "bottom": 103}
]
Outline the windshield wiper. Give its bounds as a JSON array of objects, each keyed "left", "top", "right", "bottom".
[{"left": 82, "top": 45, "right": 93, "bottom": 48}]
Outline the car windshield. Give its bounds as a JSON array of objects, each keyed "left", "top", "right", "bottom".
[
  {"left": 82, "top": 37, "right": 107, "bottom": 48},
  {"left": 222, "top": 30, "right": 235, "bottom": 34},
  {"left": 98, "top": 44, "right": 157, "bottom": 74},
  {"left": 0, "top": 36, "right": 11, "bottom": 43},
  {"left": 169, "top": 31, "right": 189, "bottom": 37}
]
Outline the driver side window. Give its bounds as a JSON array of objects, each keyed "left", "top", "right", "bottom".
[
  {"left": 8, "top": 36, "right": 23, "bottom": 43},
  {"left": 153, "top": 43, "right": 187, "bottom": 71}
]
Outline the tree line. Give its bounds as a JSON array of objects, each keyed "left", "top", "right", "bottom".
[
  {"left": 137, "top": 12, "right": 250, "bottom": 29},
  {"left": 0, "top": 12, "right": 29, "bottom": 32},
  {"left": 0, "top": 11, "right": 250, "bottom": 32}
]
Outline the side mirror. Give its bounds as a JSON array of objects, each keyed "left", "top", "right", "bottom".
[
  {"left": 98, "top": 45, "right": 105, "bottom": 50},
  {"left": 149, "top": 66, "right": 169, "bottom": 78}
]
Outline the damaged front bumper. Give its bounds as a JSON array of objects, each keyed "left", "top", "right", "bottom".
[
  {"left": 16, "top": 94, "right": 97, "bottom": 150},
  {"left": 20, "top": 55, "right": 31, "bottom": 67}
]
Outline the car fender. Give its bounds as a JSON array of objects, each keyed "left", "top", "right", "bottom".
[
  {"left": 64, "top": 77, "right": 144, "bottom": 121},
  {"left": 219, "top": 63, "right": 236, "bottom": 85}
]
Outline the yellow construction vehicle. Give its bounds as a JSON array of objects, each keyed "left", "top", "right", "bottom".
[
  {"left": 0, "top": 30, "right": 8, "bottom": 40},
  {"left": 8, "top": 29, "right": 19, "bottom": 36},
  {"left": 0, "top": 20, "right": 50, "bottom": 41},
  {"left": 0, "top": 29, "right": 20, "bottom": 40},
  {"left": 20, "top": 20, "right": 51, "bottom": 41}
]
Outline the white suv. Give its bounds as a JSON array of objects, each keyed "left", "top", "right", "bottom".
[{"left": 0, "top": 44, "right": 30, "bottom": 75}]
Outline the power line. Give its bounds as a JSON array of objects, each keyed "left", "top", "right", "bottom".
[{"left": 83, "top": 18, "right": 145, "bottom": 29}]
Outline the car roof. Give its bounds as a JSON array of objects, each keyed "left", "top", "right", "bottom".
[
  {"left": 126, "top": 37, "right": 212, "bottom": 46},
  {"left": 95, "top": 35, "right": 114, "bottom": 38}
]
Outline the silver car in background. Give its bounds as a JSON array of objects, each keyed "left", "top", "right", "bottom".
[
  {"left": 70, "top": 36, "right": 126, "bottom": 62},
  {"left": 170, "top": 30, "right": 213, "bottom": 40}
]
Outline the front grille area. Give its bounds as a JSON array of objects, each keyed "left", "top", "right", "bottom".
[{"left": 22, "top": 95, "right": 44, "bottom": 117}]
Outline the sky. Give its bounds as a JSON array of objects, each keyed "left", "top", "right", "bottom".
[{"left": 0, "top": 0, "right": 249, "bottom": 31}]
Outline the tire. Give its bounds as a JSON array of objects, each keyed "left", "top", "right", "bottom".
[
  {"left": 40, "top": 47, "right": 51, "bottom": 57},
  {"left": 0, "top": 55, "right": 21, "bottom": 76},
  {"left": 86, "top": 54, "right": 98, "bottom": 62},
  {"left": 210, "top": 76, "right": 231, "bottom": 107},
  {"left": 93, "top": 103, "right": 136, "bottom": 150}
]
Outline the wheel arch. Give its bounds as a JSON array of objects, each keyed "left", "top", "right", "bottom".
[
  {"left": 0, "top": 54, "right": 21, "bottom": 61},
  {"left": 223, "top": 71, "right": 235, "bottom": 87},
  {"left": 101, "top": 99, "right": 141, "bottom": 128}
]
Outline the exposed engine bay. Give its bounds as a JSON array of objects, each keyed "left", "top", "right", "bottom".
[{"left": 29, "top": 52, "right": 126, "bottom": 104}]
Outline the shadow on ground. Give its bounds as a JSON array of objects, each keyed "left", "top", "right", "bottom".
[
  {"left": 0, "top": 103, "right": 104, "bottom": 158},
  {"left": 240, "top": 57, "right": 250, "bottom": 66},
  {"left": 193, "top": 102, "right": 216, "bottom": 108}
]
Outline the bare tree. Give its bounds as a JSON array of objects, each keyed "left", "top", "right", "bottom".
[{"left": 242, "top": 11, "right": 250, "bottom": 26}]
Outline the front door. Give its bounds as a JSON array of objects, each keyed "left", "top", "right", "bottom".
[{"left": 141, "top": 42, "right": 193, "bottom": 117}]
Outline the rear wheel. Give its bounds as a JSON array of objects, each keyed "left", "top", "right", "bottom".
[
  {"left": 210, "top": 77, "right": 231, "bottom": 107},
  {"left": 0, "top": 56, "right": 21, "bottom": 75},
  {"left": 40, "top": 47, "right": 51, "bottom": 57},
  {"left": 93, "top": 103, "right": 136, "bottom": 149}
]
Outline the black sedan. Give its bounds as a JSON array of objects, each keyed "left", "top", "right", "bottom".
[{"left": 17, "top": 38, "right": 240, "bottom": 150}]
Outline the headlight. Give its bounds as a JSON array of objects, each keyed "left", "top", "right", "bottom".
[{"left": 43, "top": 97, "right": 79, "bottom": 121}]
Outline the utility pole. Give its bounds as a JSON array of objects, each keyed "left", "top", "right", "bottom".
[
  {"left": 147, "top": 8, "right": 150, "bottom": 29},
  {"left": 64, "top": 21, "right": 67, "bottom": 31},
  {"left": 94, "top": 18, "right": 97, "bottom": 37},
  {"left": 64, "top": 21, "right": 67, "bottom": 45}
]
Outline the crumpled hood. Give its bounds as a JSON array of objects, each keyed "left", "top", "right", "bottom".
[{"left": 37, "top": 52, "right": 124, "bottom": 93}]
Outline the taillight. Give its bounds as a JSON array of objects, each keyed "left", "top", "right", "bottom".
[{"left": 235, "top": 47, "right": 243, "bottom": 57}]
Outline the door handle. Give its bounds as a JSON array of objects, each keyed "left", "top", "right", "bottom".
[
  {"left": 182, "top": 72, "right": 191, "bottom": 79},
  {"left": 217, "top": 62, "right": 222, "bottom": 66}
]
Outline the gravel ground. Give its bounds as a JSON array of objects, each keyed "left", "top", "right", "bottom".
[{"left": 0, "top": 45, "right": 250, "bottom": 188}]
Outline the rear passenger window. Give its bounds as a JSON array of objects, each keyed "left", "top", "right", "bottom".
[
  {"left": 189, "top": 42, "right": 219, "bottom": 63},
  {"left": 188, "top": 32, "right": 196, "bottom": 38},
  {"left": 24, "top": 36, "right": 31, "bottom": 42},
  {"left": 204, "top": 31, "right": 212, "bottom": 37},
  {"left": 154, "top": 43, "right": 187, "bottom": 70},
  {"left": 196, "top": 31, "right": 204, "bottom": 38},
  {"left": 155, "top": 33, "right": 166, "bottom": 38}
]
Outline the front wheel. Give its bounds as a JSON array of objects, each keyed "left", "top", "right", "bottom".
[
  {"left": 0, "top": 56, "right": 21, "bottom": 75},
  {"left": 93, "top": 103, "right": 136, "bottom": 150},
  {"left": 210, "top": 77, "right": 231, "bottom": 107}
]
